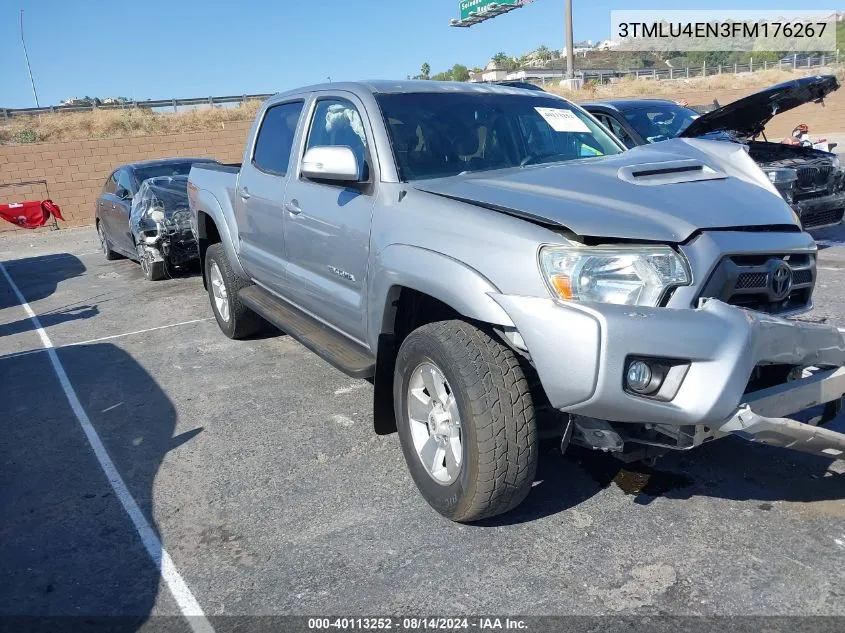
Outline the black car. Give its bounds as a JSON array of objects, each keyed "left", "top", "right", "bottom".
[
  {"left": 95, "top": 158, "right": 215, "bottom": 279},
  {"left": 494, "top": 81, "right": 547, "bottom": 91},
  {"left": 582, "top": 76, "right": 845, "bottom": 230}
]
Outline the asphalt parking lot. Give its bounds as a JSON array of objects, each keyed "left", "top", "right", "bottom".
[{"left": 3, "top": 224, "right": 845, "bottom": 627}]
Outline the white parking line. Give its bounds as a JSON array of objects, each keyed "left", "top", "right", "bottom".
[
  {"left": 0, "top": 318, "right": 214, "bottom": 362},
  {"left": 71, "top": 318, "right": 214, "bottom": 346},
  {"left": 0, "top": 261, "right": 214, "bottom": 633}
]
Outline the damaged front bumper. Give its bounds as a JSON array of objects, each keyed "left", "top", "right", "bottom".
[
  {"left": 491, "top": 294, "right": 845, "bottom": 458},
  {"left": 133, "top": 220, "right": 198, "bottom": 268},
  {"left": 793, "top": 191, "right": 845, "bottom": 230}
]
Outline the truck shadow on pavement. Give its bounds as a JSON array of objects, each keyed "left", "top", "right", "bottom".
[
  {"left": 0, "top": 254, "right": 87, "bottom": 310},
  {"left": 0, "top": 342, "right": 199, "bottom": 632},
  {"left": 483, "top": 414, "right": 845, "bottom": 526},
  {"left": 0, "top": 305, "right": 99, "bottom": 338}
]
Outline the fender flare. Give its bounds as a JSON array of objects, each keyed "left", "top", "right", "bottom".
[
  {"left": 193, "top": 189, "right": 248, "bottom": 280},
  {"left": 367, "top": 244, "right": 514, "bottom": 348}
]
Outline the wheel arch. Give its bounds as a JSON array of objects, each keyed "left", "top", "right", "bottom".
[
  {"left": 367, "top": 246, "right": 515, "bottom": 437},
  {"left": 368, "top": 245, "right": 514, "bottom": 349},
  {"left": 193, "top": 195, "right": 247, "bottom": 288}
]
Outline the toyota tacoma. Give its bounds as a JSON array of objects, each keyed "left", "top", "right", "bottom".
[{"left": 188, "top": 81, "right": 845, "bottom": 522}]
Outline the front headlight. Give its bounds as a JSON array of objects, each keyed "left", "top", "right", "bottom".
[{"left": 539, "top": 245, "right": 691, "bottom": 306}]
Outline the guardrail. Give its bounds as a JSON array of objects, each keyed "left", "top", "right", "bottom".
[
  {"left": 3, "top": 53, "right": 842, "bottom": 117},
  {"left": 581, "top": 54, "right": 842, "bottom": 84},
  {"left": 1, "top": 93, "right": 274, "bottom": 119}
]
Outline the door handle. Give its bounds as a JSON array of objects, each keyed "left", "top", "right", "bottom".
[
  {"left": 285, "top": 200, "right": 302, "bottom": 216},
  {"left": 239, "top": 187, "right": 251, "bottom": 201}
]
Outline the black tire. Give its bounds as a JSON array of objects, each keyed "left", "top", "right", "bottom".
[
  {"left": 204, "top": 243, "right": 261, "bottom": 339},
  {"left": 394, "top": 320, "right": 538, "bottom": 522},
  {"left": 97, "top": 221, "right": 120, "bottom": 261}
]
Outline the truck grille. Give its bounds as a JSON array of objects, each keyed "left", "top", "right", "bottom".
[
  {"left": 698, "top": 253, "right": 815, "bottom": 315},
  {"left": 796, "top": 165, "right": 833, "bottom": 188}
]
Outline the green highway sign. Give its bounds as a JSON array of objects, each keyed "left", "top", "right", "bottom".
[
  {"left": 453, "top": 0, "right": 530, "bottom": 27},
  {"left": 460, "top": 0, "right": 520, "bottom": 21}
]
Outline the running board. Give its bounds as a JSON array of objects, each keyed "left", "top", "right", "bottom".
[{"left": 239, "top": 285, "right": 375, "bottom": 378}]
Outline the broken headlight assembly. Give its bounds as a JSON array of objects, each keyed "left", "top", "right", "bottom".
[
  {"left": 539, "top": 245, "right": 691, "bottom": 307},
  {"left": 764, "top": 167, "right": 798, "bottom": 204}
]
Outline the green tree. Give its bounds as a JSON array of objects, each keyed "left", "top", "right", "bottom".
[
  {"left": 420, "top": 62, "right": 431, "bottom": 80},
  {"left": 536, "top": 45, "right": 552, "bottom": 62},
  {"left": 451, "top": 64, "right": 470, "bottom": 82},
  {"left": 492, "top": 52, "right": 512, "bottom": 69}
]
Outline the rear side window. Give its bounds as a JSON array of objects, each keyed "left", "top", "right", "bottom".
[{"left": 252, "top": 101, "right": 305, "bottom": 175}]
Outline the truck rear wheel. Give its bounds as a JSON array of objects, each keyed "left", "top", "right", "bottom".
[
  {"left": 394, "top": 320, "right": 538, "bottom": 522},
  {"left": 205, "top": 243, "right": 261, "bottom": 339}
]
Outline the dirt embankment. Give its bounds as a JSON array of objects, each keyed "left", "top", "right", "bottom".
[{"left": 561, "top": 68, "right": 845, "bottom": 137}]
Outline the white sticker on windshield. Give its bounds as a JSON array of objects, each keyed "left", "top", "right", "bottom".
[{"left": 534, "top": 107, "right": 590, "bottom": 133}]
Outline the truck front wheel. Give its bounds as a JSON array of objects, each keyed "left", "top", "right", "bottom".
[
  {"left": 204, "top": 243, "right": 260, "bottom": 339},
  {"left": 394, "top": 320, "right": 538, "bottom": 522}
]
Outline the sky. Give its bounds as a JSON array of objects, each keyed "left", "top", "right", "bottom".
[{"left": 0, "top": 0, "right": 837, "bottom": 108}]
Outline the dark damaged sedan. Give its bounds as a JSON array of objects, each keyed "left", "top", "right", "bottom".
[
  {"left": 95, "top": 157, "right": 216, "bottom": 280},
  {"left": 583, "top": 75, "right": 845, "bottom": 230}
]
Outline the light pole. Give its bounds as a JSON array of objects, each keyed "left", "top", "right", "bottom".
[
  {"left": 20, "top": 9, "right": 40, "bottom": 107},
  {"left": 564, "top": 0, "right": 574, "bottom": 80}
]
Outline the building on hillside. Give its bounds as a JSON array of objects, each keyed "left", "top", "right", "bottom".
[
  {"left": 475, "top": 60, "right": 510, "bottom": 82},
  {"left": 505, "top": 68, "right": 566, "bottom": 83},
  {"left": 595, "top": 39, "right": 621, "bottom": 51},
  {"left": 562, "top": 40, "right": 594, "bottom": 56}
]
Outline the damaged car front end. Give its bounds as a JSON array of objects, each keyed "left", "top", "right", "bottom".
[
  {"left": 583, "top": 75, "right": 845, "bottom": 230},
  {"left": 130, "top": 175, "right": 197, "bottom": 281}
]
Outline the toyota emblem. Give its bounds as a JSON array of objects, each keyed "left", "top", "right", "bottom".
[{"left": 770, "top": 262, "right": 792, "bottom": 300}]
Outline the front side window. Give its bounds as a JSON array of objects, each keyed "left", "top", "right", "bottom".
[
  {"left": 304, "top": 98, "right": 369, "bottom": 179},
  {"left": 252, "top": 101, "right": 305, "bottom": 175},
  {"left": 600, "top": 113, "right": 637, "bottom": 149},
  {"left": 622, "top": 104, "right": 700, "bottom": 143},
  {"left": 376, "top": 92, "right": 624, "bottom": 181},
  {"left": 103, "top": 172, "right": 118, "bottom": 195},
  {"left": 116, "top": 170, "right": 134, "bottom": 197}
]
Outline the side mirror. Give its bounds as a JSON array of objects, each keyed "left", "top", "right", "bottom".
[
  {"left": 301, "top": 146, "right": 360, "bottom": 182},
  {"left": 117, "top": 187, "right": 132, "bottom": 200}
]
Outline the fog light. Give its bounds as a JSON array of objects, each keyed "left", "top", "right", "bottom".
[{"left": 626, "top": 360, "right": 653, "bottom": 393}]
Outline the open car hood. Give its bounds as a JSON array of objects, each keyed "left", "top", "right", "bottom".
[{"left": 679, "top": 75, "right": 840, "bottom": 139}]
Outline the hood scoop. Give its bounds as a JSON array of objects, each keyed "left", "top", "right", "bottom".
[{"left": 617, "top": 159, "right": 725, "bottom": 186}]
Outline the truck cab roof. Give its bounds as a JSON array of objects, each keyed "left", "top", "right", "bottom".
[{"left": 270, "top": 80, "right": 565, "bottom": 102}]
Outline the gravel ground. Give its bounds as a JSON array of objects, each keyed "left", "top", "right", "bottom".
[{"left": 2, "top": 225, "right": 845, "bottom": 630}]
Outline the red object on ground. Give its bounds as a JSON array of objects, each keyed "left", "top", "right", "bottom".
[{"left": 0, "top": 199, "right": 64, "bottom": 229}]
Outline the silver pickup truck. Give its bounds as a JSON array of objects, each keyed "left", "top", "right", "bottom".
[{"left": 189, "top": 81, "right": 845, "bottom": 522}]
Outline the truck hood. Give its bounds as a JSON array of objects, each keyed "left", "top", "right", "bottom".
[
  {"left": 413, "top": 138, "right": 800, "bottom": 243},
  {"left": 679, "top": 75, "right": 840, "bottom": 139}
]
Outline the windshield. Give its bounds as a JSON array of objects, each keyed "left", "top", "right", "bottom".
[
  {"left": 376, "top": 92, "right": 624, "bottom": 181},
  {"left": 622, "top": 104, "right": 701, "bottom": 143},
  {"left": 134, "top": 162, "right": 201, "bottom": 182}
]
